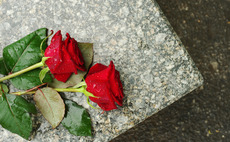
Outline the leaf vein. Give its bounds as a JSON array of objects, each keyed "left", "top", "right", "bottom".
[
  {"left": 38, "top": 89, "right": 55, "bottom": 121},
  {"left": 11, "top": 32, "right": 39, "bottom": 73}
]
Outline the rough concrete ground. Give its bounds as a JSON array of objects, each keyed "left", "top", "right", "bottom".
[{"left": 111, "top": 0, "right": 230, "bottom": 141}]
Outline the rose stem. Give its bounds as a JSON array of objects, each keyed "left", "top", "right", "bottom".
[
  {"left": 11, "top": 88, "right": 84, "bottom": 96},
  {"left": 0, "top": 61, "right": 43, "bottom": 82},
  {"left": 54, "top": 87, "right": 96, "bottom": 97},
  {"left": 12, "top": 86, "right": 96, "bottom": 98},
  {"left": 72, "top": 81, "right": 87, "bottom": 88},
  {"left": 10, "top": 83, "right": 47, "bottom": 95}
]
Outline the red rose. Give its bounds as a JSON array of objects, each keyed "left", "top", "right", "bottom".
[
  {"left": 85, "top": 61, "right": 124, "bottom": 111},
  {"left": 44, "top": 31, "right": 85, "bottom": 82}
]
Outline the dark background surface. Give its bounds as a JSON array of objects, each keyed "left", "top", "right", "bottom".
[{"left": 112, "top": 0, "right": 230, "bottom": 141}]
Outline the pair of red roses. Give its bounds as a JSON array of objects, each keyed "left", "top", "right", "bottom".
[{"left": 45, "top": 31, "right": 124, "bottom": 111}]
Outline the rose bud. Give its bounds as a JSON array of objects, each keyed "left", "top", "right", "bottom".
[
  {"left": 44, "top": 31, "right": 85, "bottom": 82},
  {"left": 85, "top": 61, "right": 124, "bottom": 111}
]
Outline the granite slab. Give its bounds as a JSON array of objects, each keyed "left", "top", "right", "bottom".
[{"left": 0, "top": 0, "right": 203, "bottom": 142}]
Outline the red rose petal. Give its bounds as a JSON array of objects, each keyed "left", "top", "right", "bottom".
[
  {"left": 44, "top": 30, "right": 63, "bottom": 72},
  {"left": 53, "top": 73, "right": 72, "bottom": 82},
  {"left": 52, "top": 44, "right": 78, "bottom": 74},
  {"left": 67, "top": 38, "right": 86, "bottom": 71},
  {"left": 109, "top": 61, "right": 124, "bottom": 106},
  {"left": 44, "top": 31, "right": 86, "bottom": 83},
  {"left": 87, "top": 79, "right": 117, "bottom": 111},
  {"left": 70, "top": 38, "right": 84, "bottom": 65},
  {"left": 85, "top": 61, "right": 124, "bottom": 111},
  {"left": 96, "top": 101, "right": 118, "bottom": 111},
  {"left": 87, "top": 63, "right": 107, "bottom": 76},
  {"left": 87, "top": 66, "right": 110, "bottom": 81},
  {"left": 64, "top": 33, "right": 71, "bottom": 48}
]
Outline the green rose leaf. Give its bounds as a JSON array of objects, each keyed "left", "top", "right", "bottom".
[
  {"left": 2, "top": 28, "right": 52, "bottom": 90},
  {"left": 0, "top": 58, "right": 8, "bottom": 75},
  {"left": 0, "top": 91, "right": 37, "bottom": 139},
  {"left": 10, "top": 69, "right": 52, "bottom": 90},
  {"left": 34, "top": 87, "right": 65, "bottom": 128},
  {"left": 62, "top": 100, "right": 92, "bottom": 136},
  {"left": 0, "top": 83, "right": 9, "bottom": 96},
  {"left": 48, "top": 43, "right": 93, "bottom": 88}
]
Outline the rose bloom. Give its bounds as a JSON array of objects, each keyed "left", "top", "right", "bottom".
[
  {"left": 85, "top": 61, "right": 124, "bottom": 111},
  {"left": 44, "top": 31, "right": 85, "bottom": 82}
]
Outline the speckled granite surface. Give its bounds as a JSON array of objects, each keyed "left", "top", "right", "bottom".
[{"left": 0, "top": 0, "right": 203, "bottom": 142}]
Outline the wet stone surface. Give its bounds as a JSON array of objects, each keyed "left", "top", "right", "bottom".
[{"left": 0, "top": 0, "right": 203, "bottom": 141}]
